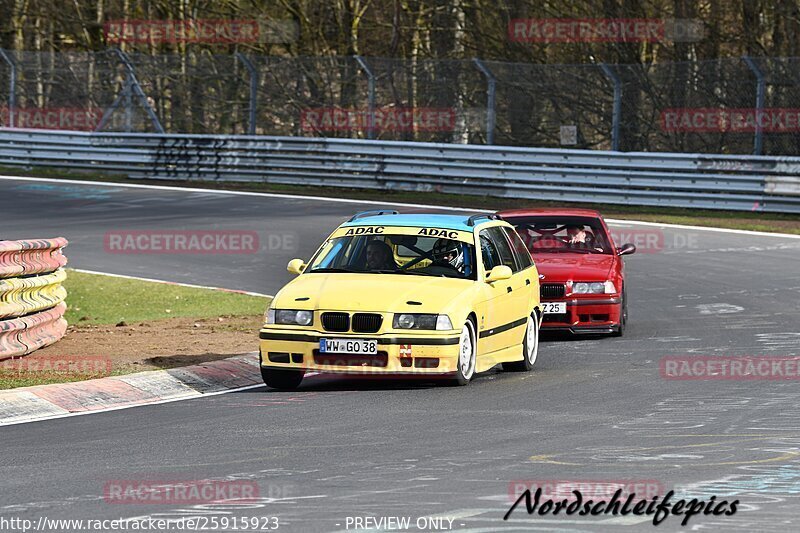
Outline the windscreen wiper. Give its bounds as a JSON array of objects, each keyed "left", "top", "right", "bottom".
[{"left": 371, "top": 269, "right": 437, "bottom": 276}]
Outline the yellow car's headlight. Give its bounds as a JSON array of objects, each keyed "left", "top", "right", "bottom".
[
  {"left": 393, "top": 313, "right": 453, "bottom": 330},
  {"left": 265, "top": 309, "right": 313, "bottom": 326}
]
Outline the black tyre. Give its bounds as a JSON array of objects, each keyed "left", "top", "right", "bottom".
[
  {"left": 503, "top": 313, "right": 539, "bottom": 372},
  {"left": 612, "top": 288, "right": 627, "bottom": 337},
  {"left": 261, "top": 366, "right": 305, "bottom": 390}
]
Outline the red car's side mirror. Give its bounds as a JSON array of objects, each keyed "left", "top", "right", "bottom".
[{"left": 617, "top": 243, "right": 636, "bottom": 256}]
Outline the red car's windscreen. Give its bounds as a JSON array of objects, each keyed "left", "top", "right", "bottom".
[{"left": 509, "top": 216, "right": 612, "bottom": 254}]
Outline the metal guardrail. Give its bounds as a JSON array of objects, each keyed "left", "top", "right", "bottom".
[
  {"left": 0, "top": 238, "right": 68, "bottom": 359},
  {"left": 1, "top": 129, "right": 799, "bottom": 213}
]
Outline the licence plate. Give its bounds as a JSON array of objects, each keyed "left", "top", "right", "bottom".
[
  {"left": 541, "top": 302, "right": 567, "bottom": 314},
  {"left": 320, "top": 338, "right": 378, "bottom": 355}
]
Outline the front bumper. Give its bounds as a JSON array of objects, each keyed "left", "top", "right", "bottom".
[
  {"left": 540, "top": 297, "right": 621, "bottom": 334},
  {"left": 259, "top": 328, "right": 462, "bottom": 374}
]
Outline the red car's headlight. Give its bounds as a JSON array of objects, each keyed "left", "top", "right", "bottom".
[{"left": 571, "top": 281, "right": 616, "bottom": 294}]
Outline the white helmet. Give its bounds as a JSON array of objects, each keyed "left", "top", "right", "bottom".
[{"left": 433, "top": 238, "right": 464, "bottom": 271}]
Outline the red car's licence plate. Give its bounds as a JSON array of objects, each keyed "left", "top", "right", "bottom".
[{"left": 541, "top": 302, "right": 567, "bottom": 314}]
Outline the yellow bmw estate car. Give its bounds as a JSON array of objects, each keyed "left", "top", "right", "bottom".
[{"left": 259, "top": 211, "right": 542, "bottom": 389}]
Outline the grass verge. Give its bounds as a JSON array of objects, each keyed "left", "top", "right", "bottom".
[
  {"left": 0, "top": 269, "right": 270, "bottom": 389},
  {"left": 63, "top": 270, "right": 267, "bottom": 325}
]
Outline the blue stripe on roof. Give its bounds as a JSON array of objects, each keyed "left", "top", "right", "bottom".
[{"left": 341, "top": 214, "right": 480, "bottom": 231}]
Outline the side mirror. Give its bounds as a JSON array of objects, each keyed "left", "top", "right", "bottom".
[
  {"left": 485, "top": 265, "right": 512, "bottom": 283},
  {"left": 617, "top": 243, "right": 636, "bottom": 256},
  {"left": 287, "top": 258, "right": 306, "bottom": 275}
]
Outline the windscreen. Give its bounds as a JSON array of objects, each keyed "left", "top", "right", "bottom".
[
  {"left": 308, "top": 233, "right": 477, "bottom": 279},
  {"left": 510, "top": 216, "right": 612, "bottom": 254}
]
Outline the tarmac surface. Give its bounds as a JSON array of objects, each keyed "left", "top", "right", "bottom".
[{"left": 2, "top": 176, "right": 800, "bottom": 532}]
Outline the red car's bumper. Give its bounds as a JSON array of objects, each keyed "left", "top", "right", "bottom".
[{"left": 540, "top": 296, "right": 622, "bottom": 334}]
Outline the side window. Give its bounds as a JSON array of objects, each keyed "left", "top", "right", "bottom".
[
  {"left": 503, "top": 227, "right": 533, "bottom": 270},
  {"left": 486, "top": 227, "right": 518, "bottom": 272},
  {"left": 479, "top": 233, "right": 501, "bottom": 271}
]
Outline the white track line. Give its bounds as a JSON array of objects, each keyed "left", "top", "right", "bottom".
[
  {"left": 0, "top": 175, "right": 472, "bottom": 211},
  {"left": 3, "top": 174, "right": 798, "bottom": 239},
  {"left": 604, "top": 218, "right": 800, "bottom": 239},
  {"left": 72, "top": 268, "right": 272, "bottom": 298}
]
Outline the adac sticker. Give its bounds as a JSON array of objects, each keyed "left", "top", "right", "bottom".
[
  {"left": 399, "top": 344, "right": 412, "bottom": 357},
  {"left": 417, "top": 228, "right": 459, "bottom": 239},
  {"left": 344, "top": 226, "right": 384, "bottom": 235}
]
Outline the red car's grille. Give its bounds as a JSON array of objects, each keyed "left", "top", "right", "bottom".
[{"left": 540, "top": 283, "right": 566, "bottom": 299}]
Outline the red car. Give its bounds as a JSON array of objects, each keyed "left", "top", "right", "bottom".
[{"left": 497, "top": 208, "right": 636, "bottom": 336}]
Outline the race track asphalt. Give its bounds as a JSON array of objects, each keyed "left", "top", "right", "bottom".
[{"left": 1, "top": 176, "right": 800, "bottom": 532}]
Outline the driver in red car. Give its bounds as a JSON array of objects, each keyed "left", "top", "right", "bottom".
[
  {"left": 566, "top": 224, "right": 604, "bottom": 252},
  {"left": 566, "top": 224, "right": 591, "bottom": 245}
]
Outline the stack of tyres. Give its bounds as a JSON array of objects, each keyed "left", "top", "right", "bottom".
[{"left": 0, "top": 238, "right": 69, "bottom": 360}]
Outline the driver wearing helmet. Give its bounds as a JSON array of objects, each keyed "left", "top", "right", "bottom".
[{"left": 432, "top": 238, "right": 465, "bottom": 273}]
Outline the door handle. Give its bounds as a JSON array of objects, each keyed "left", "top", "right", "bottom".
[
  {"left": 525, "top": 279, "right": 531, "bottom": 285},
  {"left": 507, "top": 286, "right": 512, "bottom": 293}
]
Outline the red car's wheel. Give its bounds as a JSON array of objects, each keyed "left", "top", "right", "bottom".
[{"left": 612, "top": 287, "right": 627, "bottom": 337}]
